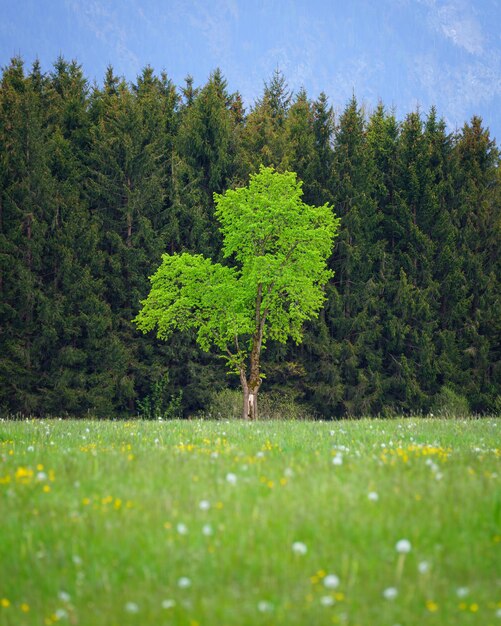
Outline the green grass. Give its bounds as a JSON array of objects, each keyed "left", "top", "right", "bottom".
[{"left": 0, "top": 417, "right": 500, "bottom": 626}]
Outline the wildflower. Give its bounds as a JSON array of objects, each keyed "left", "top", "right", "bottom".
[
  {"left": 161, "top": 599, "right": 176, "bottom": 609},
  {"left": 125, "top": 602, "right": 139, "bottom": 613},
  {"left": 426, "top": 600, "right": 439, "bottom": 612},
  {"left": 257, "top": 601, "right": 273, "bottom": 612},
  {"left": 176, "top": 523, "right": 188, "bottom": 535},
  {"left": 396, "top": 539, "right": 411, "bottom": 553},
  {"left": 320, "top": 595, "right": 335, "bottom": 606},
  {"left": 20, "top": 603, "right": 30, "bottom": 612},
  {"left": 72, "top": 555, "right": 82, "bottom": 566},
  {"left": 383, "top": 587, "right": 398, "bottom": 600},
  {"left": 202, "top": 524, "right": 213, "bottom": 536},
  {"left": 368, "top": 491, "right": 379, "bottom": 501},
  {"left": 456, "top": 587, "right": 469, "bottom": 598},
  {"left": 199, "top": 500, "right": 210, "bottom": 511},
  {"left": 55, "top": 608, "right": 69, "bottom": 619},
  {"left": 36, "top": 471, "right": 47, "bottom": 481},
  {"left": 292, "top": 541, "right": 307, "bottom": 555},
  {"left": 1, "top": 598, "right": 10, "bottom": 608},
  {"left": 178, "top": 577, "right": 192, "bottom": 589},
  {"left": 418, "top": 561, "right": 430, "bottom": 574},
  {"left": 332, "top": 454, "right": 343, "bottom": 466},
  {"left": 58, "top": 591, "right": 71, "bottom": 603},
  {"left": 323, "top": 574, "right": 340, "bottom": 589},
  {"left": 226, "top": 472, "right": 237, "bottom": 485}
]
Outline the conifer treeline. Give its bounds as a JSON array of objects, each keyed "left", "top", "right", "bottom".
[{"left": 1, "top": 57, "right": 499, "bottom": 417}]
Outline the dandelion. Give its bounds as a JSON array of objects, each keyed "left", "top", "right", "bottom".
[
  {"left": 125, "top": 602, "right": 139, "bottom": 613},
  {"left": 383, "top": 587, "right": 398, "bottom": 600},
  {"left": 58, "top": 591, "right": 71, "bottom": 603},
  {"left": 396, "top": 539, "right": 411, "bottom": 553},
  {"left": 368, "top": 491, "right": 379, "bottom": 501},
  {"left": 161, "top": 599, "right": 176, "bottom": 609},
  {"left": 332, "top": 454, "right": 343, "bottom": 466},
  {"left": 418, "top": 561, "right": 430, "bottom": 574},
  {"left": 202, "top": 523, "right": 213, "bottom": 536},
  {"left": 292, "top": 541, "right": 308, "bottom": 555},
  {"left": 1, "top": 598, "right": 10, "bottom": 608},
  {"left": 320, "top": 595, "right": 335, "bottom": 606},
  {"left": 177, "top": 523, "right": 188, "bottom": 535},
  {"left": 257, "top": 601, "right": 273, "bottom": 612},
  {"left": 20, "top": 603, "right": 30, "bottom": 613},
  {"left": 36, "top": 471, "right": 47, "bottom": 481},
  {"left": 456, "top": 587, "right": 469, "bottom": 598},
  {"left": 323, "top": 574, "right": 340, "bottom": 589},
  {"left": 55, "top": 608, "right": 69, "bottom": 619},
  {"left": 226, "top": 472, "right": 237, "bottom": 485},
  {"left": 199, "top": 500, "right": 210, "bottom": 511},
  {"left": 178, "top": 577, "right": 192, "bottom": 589},
  {"left": 426, "top": 600, "right": 439, "bottom": 612},
  {"left": 72, "top": 555, "right": 82, "bottom": 566}
]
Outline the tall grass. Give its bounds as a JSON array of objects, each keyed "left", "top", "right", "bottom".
[{"left": 0, "top": 417, "right": 499, "bottom": 625}]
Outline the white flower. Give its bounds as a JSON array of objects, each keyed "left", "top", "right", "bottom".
[
  {"left": 178, "top": 577, "right": 191, "bottom": 589},
  {"left": 418, "top": 561, "right": 430, "bottom": 574},
  {"left": 496, "top": 607, "right": 501, "bottom": 618},
  {"left": 161, "top": 599, "right": 176, "bottom": 609},
  {"left": 456, "top": 587, "right": 469, "bottom": 598},
  {"left": 226, "top": 472, "right": 237, "bottom": 485},
  {"left": 36, "top": 472, "right": 47, "bottom": 482},
  {"left": 284, "top": 467, "right": 294, "bottom": 478},
  {"left": 383, "top": 587, "right": 398, "bottom": 600},
  {"left": 55, "top": 608, "right": 69, "bottom": 619},
  {"left": 72, "top": 555, "right": 82, "bottom": 566},
  {"left": 199, "top": 499, "right": 210, "bottom": 511},
  {"left": 292, "top": 541, "right": 307, "bottom": 555},
  {"left": 125, "top": 602, "right": 139, "bottom": 613},
  {"left": 320, "top": 595, "right": 335, "bottom": 606},
  {"left": 332, "top": 454, "right": 343, "bottom": 466},
  {"left": 396, "top": 539, "right": 411, "bottom": 553},
  {"left": 58, "top": 591, "right": 71, "bottom": 602},
  {"left": 323, "top": 574, "right": 340, "bottom": 589},
  {"left": 176, "top": 523, "right": 188, "bottom": 535},
  {"left": 368, "top": 491, "right": 379, "bottom": 501},
  {"left": 202, "top": 523, "right": 213, "bottom": 536},
  {"left": 27, "top": 445, "right": 34, "bottom": 452},
  {"left": 257, "top": 601, "right": 273, "bottom": 612}
]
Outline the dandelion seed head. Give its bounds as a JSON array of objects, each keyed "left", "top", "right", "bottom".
[
  {"left": 125, "top": 602, "right": 139, "bottom": 613},
  {"left": 199, "top": 500, "right": 210, "bottom": 511},
  {"left": 226, "top": 472, "right": 237, "bottom": 485},
  {"left": 418, "top": 561, "right": 430, "bottom": 574},
  {"left": 383, "top": 587, "right": 398, "bottom": 600},
  {"left": 396, "top": 539, "right": 412, "bottom": 553},
  {"left": 320, "top": 595, "right": 335, "bottom": 606},
  {"left": 55, "top": 608, "right": 68, "bottom": 619},
  {"left": 178, "top": 577, "right": 192, "bottom": 589},
  {"left": 292, "top": 541, "right": 307, "bottom": 555},
  {"left": 161, "top": 599, "right": 176, "bottom": 609},
  {"left": 257, "top": 600, "right": 273, "bottom": 612},
  {"left": 368, "top": 491, "right": 379, "bottom": 501},
  {"left": 202, "top": 523, "right": 213, "bottom": 536},
  {"left": 323, "top": 574, "right": 340, "bottom": 589},
  {"left": 58, "top": 591, "right": 71, "bottom": 603},
  {"left": 176, "top": 523, "right": 188, "bottom": 535},
  {"left": 456, "top": 587, "right": 469, "bottom": 598},
  {"left": 332, "top": 454, "right": 343, "bottom": 466}
]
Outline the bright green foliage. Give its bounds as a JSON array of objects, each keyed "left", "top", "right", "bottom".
[{"left": 135, "top": 166, "right": 339, "bottom": 378}]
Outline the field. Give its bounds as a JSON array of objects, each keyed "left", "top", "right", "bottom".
[{"left": 0, "top": 417, "right": 499, "bottom": 626}]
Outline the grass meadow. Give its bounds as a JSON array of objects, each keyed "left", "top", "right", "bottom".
[{"left": 0, "top": 417, "right": 500, "bottom": 626}]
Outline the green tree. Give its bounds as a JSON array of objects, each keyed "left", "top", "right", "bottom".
[{"left": 134, "top": 167, "right": 339, "bottom": 419}]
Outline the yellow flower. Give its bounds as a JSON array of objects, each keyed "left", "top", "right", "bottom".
[
  {"left": 426, "top": 600, "right": 439, "bottom": 612},
  {"left": 469, "top": 603, "right": 479, "bottom": 612},
  {"left": 21, "top": 603, "right": 30, "bottom": 612},
  {"left": 43, "top": 485, "right": 51, "bottom": 493},
  {"left": 1, "top": 598, "right": 10, "bottom": 608}
]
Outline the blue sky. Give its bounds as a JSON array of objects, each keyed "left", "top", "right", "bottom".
[{"left": 1, "top": 0, "right": 500, "bottom": 141}]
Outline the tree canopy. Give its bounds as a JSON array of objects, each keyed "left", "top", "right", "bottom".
[{"left": 134, "top": 166, "right": 339, "bottom": 418}]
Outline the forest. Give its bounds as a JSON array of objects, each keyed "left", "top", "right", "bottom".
[{"left": 0, "top": 57, "right": 499, "bottom": 419}]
